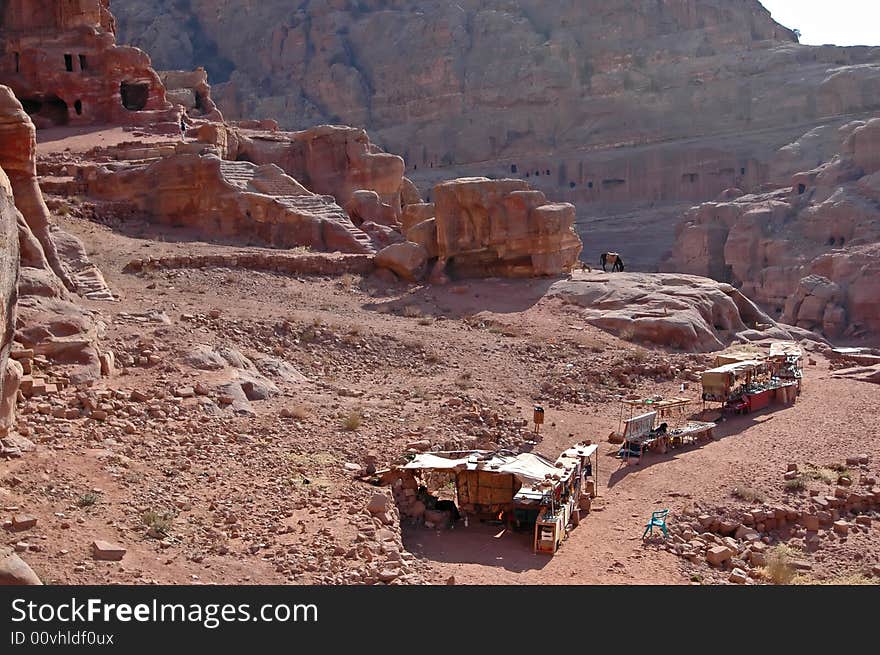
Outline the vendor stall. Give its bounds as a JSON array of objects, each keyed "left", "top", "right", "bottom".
[
  {"left": 380, "top": 442, "right": 599, "bottom": 556},
  {"left": 701, "top": 360, "right": 765, "bottom": 404},
  {"left": 618, "top": 396, "right": 692, "bottom": 434},
  {"left": 769, "top": 341, "right": 803, "bottom": 393}
]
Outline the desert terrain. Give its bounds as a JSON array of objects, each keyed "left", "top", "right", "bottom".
[
  {"left": 3, "top": 134, "right": 879, "bottom": 585},
  {"left": 1, "top": 2, "right": 879, "bottom": 587}
]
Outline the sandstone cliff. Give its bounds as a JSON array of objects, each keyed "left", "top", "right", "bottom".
[
  {"left": 0, "top": 86, "right": 72, "bottom": 292},
  {"left": 113, "top": 0, "right": 880, "bottom": 262},
  {"left": 429, "top": 177, "right": 582, "bottom": 278},
  {"left": 668, "top": 118, "right": 880, "bottom": 340}
]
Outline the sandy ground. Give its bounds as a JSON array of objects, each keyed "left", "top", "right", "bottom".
[{"left": 35, "top": 125, "right": 173, "bottom": 156}]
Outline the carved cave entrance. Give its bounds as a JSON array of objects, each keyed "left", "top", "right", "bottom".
[
  {"left": 20, "top": 95, "right": 69, "bottom": 126},
  {"left": 120, "top": 81, "right": 149, "bottom": 111}
]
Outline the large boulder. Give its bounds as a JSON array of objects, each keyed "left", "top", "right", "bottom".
[
  {"left": 346, "top": 190, "right": 398, "bottom": 227},
  {"left": 0, "top": 548, "right": 42, "bottom": 585},
  {"left": 431, "top": 177, "right": 582, "bottom": 278},
  {"left": 405, "top": 218, "right": 439, "bottom": 258},
  {"left": 375, "top": 242, "right": 428, "bottom": 282}
]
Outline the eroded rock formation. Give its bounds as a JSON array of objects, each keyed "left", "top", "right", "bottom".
[
  {"left": 159, "top": 67, "right": 222, "bottom": 122},
  {"left": 83, "top": 148, "right": 376, "bottom": 254},
  {"left": 0, "top": 161, "right": 20, "bottom": 439},
  {"left": 427, "top": 177, "right": 583, "bottom": 278},
  {"left": 0, "top": 0, "right": 177, "bottom": 129},
  {"left": 112, "top": 0, "right": 880, "bottom": 264},
  {"left": 0, "top": 86, "right": 72, "bottom": 291},
  {"left": 548, "top": 271, "right": 792, "bottom": 352},
  {"left": 0, "top": 85, "right": 103, "bottom": 385},
  {"left": 228, "top": 125, "right": 409, "bottom": 222},
  {"left": 669, "top": 118, "right": 880, "bottom": 339}
]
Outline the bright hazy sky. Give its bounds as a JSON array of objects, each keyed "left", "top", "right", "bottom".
[{"left": 760, "top": 1, "right": 880, "bottom": 46}]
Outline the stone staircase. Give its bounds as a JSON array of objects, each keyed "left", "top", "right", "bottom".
[
  {"left": 218, "top": 161, "right": 375, "bottom": 253},
  {"left": 218, "top": 160, "right": 255, "bottom": 190},
  {"left": 73, "top": 267, "right": 115, "bottom": 301}
]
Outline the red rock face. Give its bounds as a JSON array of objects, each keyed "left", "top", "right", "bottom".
[
  {"left": 0, "top": 86, "right": 70, "bottom": 290},
  {"left": 0, "top": 85, "right": 103, "bottom": 387},
  {"left": 667, "top": 118, "right": 880, "bottom": 340},
  {"left": 111, "top": 1, "right": 880, "bottom": 222},
  {"left": 233, "top": 125, "right": 407, "bottom": 221},
  {"left": 430, "top": 177, "right": 583, "bottom": 277},
  {"left": 0, "top": 165, "right": 20, "bottom": 437},
  {"left": 82, "top": 151, "right": 376, "bottom": 254},
  {"left": 159, "top": 68, "right": 223, "bottom": 122},
  {"left": 0, "top": 0, "right": 176, "bottom": 129}
]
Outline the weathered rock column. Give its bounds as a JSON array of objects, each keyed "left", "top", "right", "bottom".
[{"left": 0, "top": 164, "right": 20, "bottom": 438}]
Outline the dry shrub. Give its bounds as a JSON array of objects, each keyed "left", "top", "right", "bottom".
[
  {"left": 784, "top": 477, "right": 805, "bottom": 493},
  {"left": 283, "top": 405, "right": 311, "bottom": 420},
  {"left": 403, "top": 305, "right": 423, "bottom": 318},
  {"left": 300, "top": 326, "right": 318, "bottom": 342},
  {"left": 827, "top": 463, "right": 852, "bottom": 476},
  {"left": 619, "top": 325, "right": 637, "bottom": 341},
  {"left": 342, "top": 409, "right": 363, "bottom": 431},
  {"left": 805, "top": 466, "right": 837, "bottom": 485},
  {"left": 142, "top": 510, "right": 174, "bottom": 537},
  {"left": 629, "top": 348, "right": 649, "bottom": 364},
  {"left": 336, "top": 273, "right": 356, "bottom": 290},
  {"left": 572, "top": 333, "right": 605, "bottom": 352},
  {"left": 792, "top": 572, "right": 879, "bottom": 586},
  {"left": 455, "top": 372, "right": 473, "bottom": 389},
  {"left": 412, "top": 385, "right": 434, "bottom": 400},
  {"left": 77, "top": 492, "right": 99, "bottom": 508},
  {"left": 764, "top": 544, "right": 796, "bottom": 585},
  {"left": 731, "top": 483, "right": 765, "bottom": 503}
]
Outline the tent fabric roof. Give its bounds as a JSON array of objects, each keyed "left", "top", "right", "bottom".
[
  {"left": 403, "top": 451, "right": 562, "bottom": 485},
  {"left": 716, "top": 351, "right": 765, "bottom": 364},
  {"left": 769, "top": 342, "right": 802, "bottom": 358},
  {"left": 703, "top": 360, "right": 763, "bottom": 375}
]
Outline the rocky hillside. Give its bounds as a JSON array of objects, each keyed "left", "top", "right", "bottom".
[
  {"left": 112, "top": 1, "right": 880, "bottom": 265},
  {"left": 668, "top": 118, "right": 880, "bottom": 340}
]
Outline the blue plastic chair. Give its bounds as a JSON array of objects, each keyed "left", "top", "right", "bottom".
[{"left": 642, "top": 509, "right": 669, "bottom": 539}]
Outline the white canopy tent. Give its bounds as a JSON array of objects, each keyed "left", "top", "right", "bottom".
[{"left": 403, "top": 451, "right": 561, "bottom": 486}]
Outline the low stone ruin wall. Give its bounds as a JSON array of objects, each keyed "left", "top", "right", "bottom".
[{"left": 123, "top": 252, "right": 376, "bottom": 277}]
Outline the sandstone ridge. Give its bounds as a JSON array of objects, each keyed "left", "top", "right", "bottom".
[{"left": 668, "top": 118, "right": 880, "bottom": 340}]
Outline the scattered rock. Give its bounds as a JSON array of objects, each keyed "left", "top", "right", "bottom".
[{"left": 92, "top": 541, "right": 126, "bottom": 561}]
